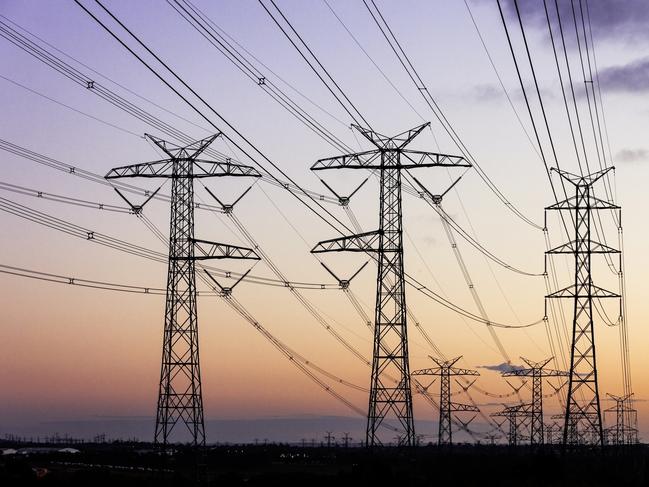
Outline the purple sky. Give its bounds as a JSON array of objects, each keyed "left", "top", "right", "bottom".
[{"left": 0, "top": 0, "right": 648, "bottom": 443}]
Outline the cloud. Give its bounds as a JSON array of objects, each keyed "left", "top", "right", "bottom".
[
  {"left": 477, "top": 0, "right": 649, "bottom": 43},
  {"left": 470, "top": 83, "right": 556, "bottom": 103},
  {"left": 421, "top": 234, "right": 438, "bottom": 246},
  {"left": 597, "top": 57, "right": 649, "bottom": 93},
  {"left": 615, "top": 148, "right": 649, "bottom": 163},
  {"left": 473, "top": 83, "right": 503, "bottom": 102},
  {"left": 477, "top": 362, "right": 524, "bottom": 373}
]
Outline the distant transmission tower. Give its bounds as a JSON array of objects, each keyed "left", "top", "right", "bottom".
[
  {"left": 545, "top": 167, "right": 620, "bottom": 447},
  {"left": 412, "top": 356, "right": 479, "bottom": 445},
  {"left": 106, "top": 133, "right": 260, "bottom": 447},
  {"left": 491, "top": 405, "right": 525, "bottom": 447},
  {"left": 545, "top": 421, "right": 561, "bottom": 445},
  {"left": 311, "top": 123, "right": 469, "bottom": 446},
  {"left": 501, "top": 357, "right": 567, "bottom": 445},
  {"left": 604, "top": 393, "right": 638, "bottom": 446}
]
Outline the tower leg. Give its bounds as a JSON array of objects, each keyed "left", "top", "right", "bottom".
[
  {"left": 563, "top": 183, "right": 603, "bottom": 447},
  {"left": 366, "top": 155, "right": 414, "bottom": 446},
  {"left": 154, "top": 158, "right": 205, "bottom": 447}
]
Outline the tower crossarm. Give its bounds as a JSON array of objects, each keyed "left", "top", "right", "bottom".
[
  {"left": 412, "top": 367, "right": 479, "bottom": 377},
  {"left": 500, "top": 404, "right": 529, "bottom": 415},
  {"left": 145, "top": 132, "right": 221, "bottom": 159},
  {"left": 192, "top": 159, "right": 261, "bottom": 178},
  {"left": 106, "top": 132, "right": 260, "bottom": 179},
  {"left": 311, "top": 230, "right": 382, "bottom": 253},
  {"left": 551, "top": 166, "right": 614, "bottom": 187},
  {"left": 546, "top": 284, "right": 620, "bottom": 299},
  {"left": 545, "top": 195, "right": 619, "bottom": 211},
  {"left": 310, "top": 149, "right": 469, "bottom": 170},
  {"left": 411, "top": 367, "right": 444, "bottom": 376},
  {"left": 491, "top": 404, "right": 523, "bottom": 418},
  {"left": 399, "top": 150, "right": 470, "bottom": 169},
  {"left": 106, "top": 159, "right": 261, "bottom": 179},
  {"left": 106, "top": 159, "right": 174, "bottom": 179},
  {"left": 447, "top": 368, "right": 480, "bottom": 377},
  {"left": 311, "top": 150, "right": 381, "bottom": 170},
  {"left": 450, "top": 402, "right": 480, "bottom": 412},
  {"left": 191, "top": 239, "right": 260, "bottom": 261},
  {"left": 353, "top": 122, "right": 430, "bottom": 149},
  {"left": 547, "top": 240, "right": 620, "bottom": 254}
]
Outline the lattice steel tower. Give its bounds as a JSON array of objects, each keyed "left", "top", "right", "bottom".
[
  {"left": 412, "top": 357, "right": 479, "bottom": 445},
  {"left": 106, "top": 133, "right": 260, "bottom": 446},
  {"left": 311, "top": 123, "right": 469, "bottom": 446},
  {"left": 501, "top": 357, "right": 567, "bottom": 445},
  {"left": 604, "top": 393, "right": 638, "bottom": 445},
  {"left": 545, "top": 167, "right": 620, "bottom": 447}
]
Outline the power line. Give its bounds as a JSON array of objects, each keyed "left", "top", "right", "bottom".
[
  {"left": 74, "top": 0, "right": 352, "bottom": 237},
  {"left": 73, "top": 0, "right": 543, "bottom": 333},
  {"left": 0, "top": 74, "right": 142, "bottom": 138},
  {"left": 0, "top": 15, "right": 340, "bottom": 205},
  {"left": 0, "top": 193, "right": 341, "bottom": 290},
  {"left": 0, "top": 263, "right": 168, "bottom": 295},
  {"left": 363, "top": 0, "right": 542, "bottom": 230},
  {"left": 258, "top": 0, "right": 372, "bottom": 129}
]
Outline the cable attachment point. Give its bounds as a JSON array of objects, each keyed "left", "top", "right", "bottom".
[
  {"left": 411, "top": 174, "right": 463, "bottom": 206},
  {"left": 505, "top": 379, "right": 525, "bottom": 394},
  {"left": 204, "top": 268, "right": 252, "bottom": 297},
  {"left": 320, "top": 260, "right": 368, "bottom": 289},
  {"left": 113, "top": 186, "right": 161, "bottom": 215},
  {"left": 319, "top": 177, "right": 368, "bottom": 207},
  {"left": 204, "top": 185, "right": 253, "bottom": 214}
]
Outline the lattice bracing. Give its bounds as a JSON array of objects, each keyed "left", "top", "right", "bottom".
[
  {"left": 311, "top": 124, "right": 469, "bottom": 446},
  {"left": 106, "top": 134, "right": 260, "bottom": 447}
]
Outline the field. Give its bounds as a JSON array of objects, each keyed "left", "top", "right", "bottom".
[{"left": 1, "top": 441, "right": 648, "bottom": 486}]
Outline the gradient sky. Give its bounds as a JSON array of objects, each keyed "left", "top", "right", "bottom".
[{"left": 1, "top": 0, "right": 648, "bottom": 443}]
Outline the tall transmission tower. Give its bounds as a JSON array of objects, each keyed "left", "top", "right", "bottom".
[
  {"left": 412, "top": 357, "right": 479, "bottom": 445},
  {"left": 106, "top": 133, "right": 261, "bottom": 447},
  {"left": 311, "top": 123, "right": 470, "bottom": 446},
  {"left": 545, "top": 167, "right": 620, "bottom": 447},
  {"left": 501, "top": 357, "right": 568, "bottom": 445},
  {"left": 604, "top": 393, "right": 638, "bottom": 446}
]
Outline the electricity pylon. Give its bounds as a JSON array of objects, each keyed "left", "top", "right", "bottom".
[
  {"left": 545, "top": 167, "right": 620, "bottom": 447},
  {"left": 501, "top": 357, "right": 568, "bottom": 445},
  {"left": 106, "top": 133, "right": 260, "bottom": 447},
  {"left": 545, "top": 421, "right": 561, "bottom": 444},
  {"left": 604, "top": 393, "right": 638, "bottom": 445},
  {"left": 492, "top": 405, "right": 526, "bottom": 447},
  {"left": 412, "top": 356, "right": 479, "bottom": 445},
  {"left": 311, "top": 123, "right": 470, "bottom": 446}
]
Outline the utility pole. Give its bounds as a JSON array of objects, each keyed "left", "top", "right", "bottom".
[
  {"left": 604, "top": 393, "right": 637, "bottom": 446},
  {"left": 311, "top": 123, "right": 469, "bottom": 446},
  {"left": 545, "top": 167, "right": 620, "bottom": 447},
  {"left": 501, "top": 357, "right": 568, "bottom": 445},
  {"left": 106, "top": 133, "right": 260, "bottom": 447},
  {"left": 412, "top": 356, "right": 479, "bottom": 445}
]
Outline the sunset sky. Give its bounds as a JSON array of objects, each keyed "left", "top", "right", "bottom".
[{"left": 1, "top": 0, "right": 648, "bottom": 444}]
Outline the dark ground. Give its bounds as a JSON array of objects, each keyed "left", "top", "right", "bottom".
[{"left": 1, "top": 441, "right": 648, "bottom": 486}]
